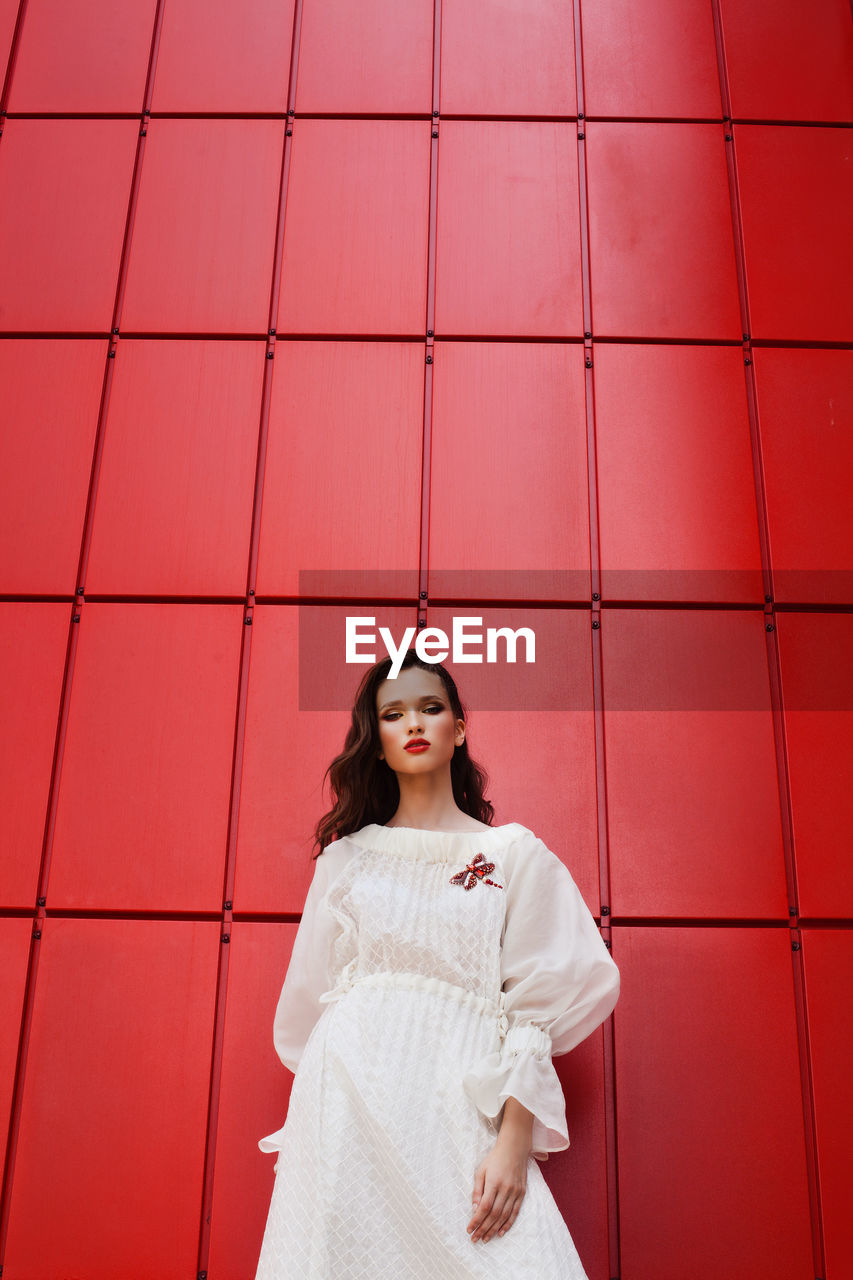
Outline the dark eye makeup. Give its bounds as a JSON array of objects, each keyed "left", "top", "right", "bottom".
[{"left": 382, "top": 704, "right": 445, "bottom": 719}]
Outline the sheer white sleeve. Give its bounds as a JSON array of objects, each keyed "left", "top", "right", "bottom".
[
  {"left": 269, "top": 839, "right": 354, "bottom": 1074},
  {"left": 462, "top": 832, "right": 620, "bottom": 1161},
  {"left": 259, "top": 839, "right": 353, "bottom": 1159}
]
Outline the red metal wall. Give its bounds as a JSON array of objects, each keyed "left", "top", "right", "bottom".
[{"left": 1, "top": 1, "right": 851, "bottom": 1277}]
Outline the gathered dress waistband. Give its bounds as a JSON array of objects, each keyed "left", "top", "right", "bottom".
[{"left": 318, "top": 965, "right": 510, "bottom": 1038}]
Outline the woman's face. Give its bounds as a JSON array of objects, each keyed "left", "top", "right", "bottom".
[{"left": 375, "top": 667, "right": 465, "bottom": 774}]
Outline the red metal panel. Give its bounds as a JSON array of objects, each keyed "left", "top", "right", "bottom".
[
  {"left": 86, "top": 339, "right": 264, "bottom": 596},
  {"left": 49, "top": 603, "right": 242, "bottom": 912},
  {"left": 736, "top": 125, "right": 853, "bottom": 343},
  {"left": 777, "top": 613, "right": 853, "bottom": 918},
  {"left": 7, "top": 0, "right": 155, "bottom": 111},
  {"left": 3, "top": 917, "right": 219, "bottom": 1280},
  {"left": 754, "top": 348, "right": 853, "bottom": 605},
  {"left": 0, "top": 604, "right": 68, "bottom": 907},
  {"left": 234, "top": 604, "right": 418, "bottom": 913},
  {"left": 439, "top": 0, "right": 576, "bottom": 117},
  {"left": 615, "top": 925, "right": 813, "bottom": 1278},
  {"left": 151, "top": 0, "right": 295, "bottom": 113},
  {"left": 278, "top": 120, "right": 430, "bottom": 336},
  {"left": 296, "top": 0, "right": 432, "bottom": 114},
  {"left": 428, "top": 342, "right": 589, "bottom": 599},
  {"left": 1, "top": 0, "right": 20, "bottom": 75},
  {"left": 0, "top": 120, "right": 138, "bottom": 332},
  {"left": 256, "top": 341, "right": 423, "bottom": 599},
  {"left": 122, "top": 119, "right": 284, "bottom": 335},
  {"left": 425, "top": 605, "right": 601, "bottom": 906},
  {"left": 0, "top": 339, "right": 105, "bottom": 594},
  {"left": 435, "top": 121, "right": 582, "bottom": 337},
  {"left": 208, "top": 921, "right": 297, "bottom": 1277},
  {"left": 594, "top": 344, "right": 763, "bottom": 603},
  {"left": 0, "top": 918, "right": 32, "bottom": 1148},
  {"left": 546, "top": 1035, "right": 611, "bottom": 1277},
  {"left": 801, "top": 928, "right": 853, "bottom": 1275},
  {"left": 585, "top": 123, "right": 741, "bottom": 340},
  {"left": 581, "top": 0, "right": 721, "bottom": 119},
  {"left": 604, "top": 610, "right": 788, "bottom": 918},
  {"left": 720, "top": 0, "right": 853, "bottom": 123}
]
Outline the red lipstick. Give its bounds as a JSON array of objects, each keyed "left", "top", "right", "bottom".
[{"left": 404, "top": 739, "right": 430, "bottom": 752}]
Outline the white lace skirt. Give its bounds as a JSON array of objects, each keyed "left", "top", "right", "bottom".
[{"left": 254, "top": 976, "right": 589, "bottom": 1279}]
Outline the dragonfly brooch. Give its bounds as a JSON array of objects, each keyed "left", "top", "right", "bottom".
[{"left": 449, "top": 852, "right": 503, "bottom": 891}]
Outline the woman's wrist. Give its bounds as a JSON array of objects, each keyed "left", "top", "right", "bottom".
[{"left": 497, "top": 1096, "right": 534, "bottom": 1149}]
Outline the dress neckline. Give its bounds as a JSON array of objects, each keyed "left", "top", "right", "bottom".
[
  {"left": 346, "top": 821, "right": 529, "bottom": 863},
  {"left": 383, "top": 823, "right": 502, "bottom": 834}
]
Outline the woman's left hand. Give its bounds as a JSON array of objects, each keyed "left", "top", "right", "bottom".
[{"left": 467, "top": 1129, "right": 530, "bottom": 1243}]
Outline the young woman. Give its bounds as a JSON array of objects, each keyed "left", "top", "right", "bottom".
[{"left": 254, "top": 648, "right": 620, "bottom": 1278}]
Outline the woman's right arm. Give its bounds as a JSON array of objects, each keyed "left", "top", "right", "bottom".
[{"left": 271, "top": 840, "right": 352, "bottom": 1074}]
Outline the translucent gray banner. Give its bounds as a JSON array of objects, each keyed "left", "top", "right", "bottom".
[{"left": 295, "top": 572, "right": 853, "bottom": 712}]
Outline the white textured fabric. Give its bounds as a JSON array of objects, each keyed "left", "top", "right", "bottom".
[{"left": 254, "top": 823, "right": 620, "bottom": 1279}]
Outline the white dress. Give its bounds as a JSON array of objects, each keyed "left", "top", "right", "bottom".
[{"left": 254, "top": 822, "right": 620, "bottom": 1279}]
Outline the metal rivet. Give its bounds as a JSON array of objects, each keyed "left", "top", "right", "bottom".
[
  {"left": 419, "top": 591, "right": 427, "bottom": 599},
  {"left": 222, "top": 934, "right": 230, "bottom": 944},
  {"left": 578, "top": 112, "right": 585, "bottom": 120},
  {"left": 433, "top": 110, "right": 439, "bottom": 117},
  {"left": 224, "top": 901, "right": 232, "bottom": 911},
  {"left": 427, "top": 329, "right": 433, "bottom": 337},
  {"left": 286, "top": 127, "right": 292, "bottom": 136},
  {"left": 585, "top": 357, "right": 592, "bottom": 368},
  {"left": 592, "top": 592, "right": 600, "bottom": 601},
  {"left": 766, "top": 622, "right": 775, "bottom": 632},
  {"left": 432, "top": 129, "right": 438, "bottom": 138},
  {"left": 792, "top": 940, "right": 800, "bottom": 951},
  {"left": 37, "top": 897, "right": 46, "bottom": 907},
  {"left": 426, "top": 354, "right": 433, "bottom": 364},
  {"left": 584, "top": 331, "right": 591, "bottom": 339},
  {"left": 592, "top": 619, "right": 599, "bottom": 629},
  {"left": 34, "top": 930, "right": 41, "bottom": 940},
  {"left": 417, "top": 618, "right": 426, "bottom": 627},
  {"left": 578, "top": 130, "right": 585, "bottom": 140},
  {"left": 601, "top": 905, "right": 609, "bottom": 915},
  {"left": 245, "top": 616, "right": 253, "bottom": 625}
]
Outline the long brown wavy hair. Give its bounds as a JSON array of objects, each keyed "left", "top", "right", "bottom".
[{"left": 311, "top": 648, "right": 494, "bottom": 858}]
